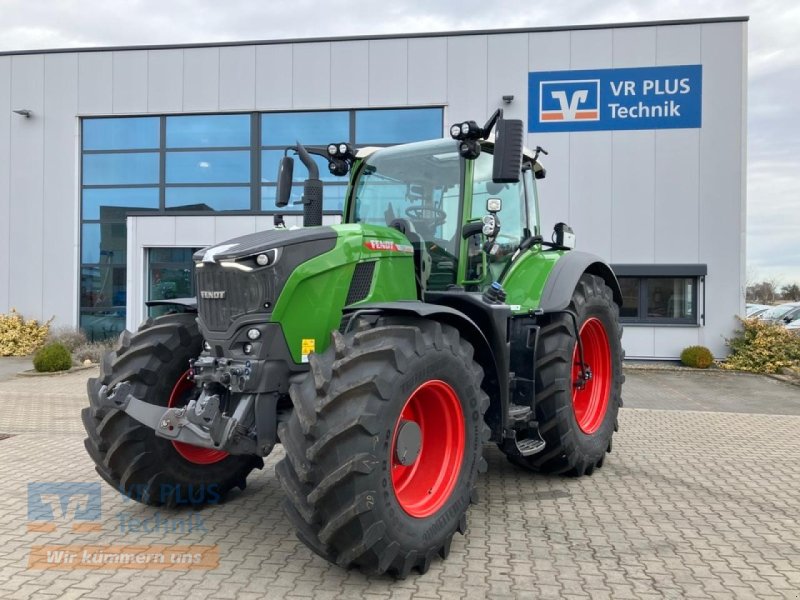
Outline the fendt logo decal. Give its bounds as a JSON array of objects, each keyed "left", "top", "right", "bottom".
[
  {"left": 364, "top": 240, "right": 414, "bottom": 254},
  {"left": 529, "top": 65, "right": 702, "bottom": 132},
  {"left": 540, "top": 80, "right": 600, "bottom": 122},
  {"left": 200, "top": 291, "right": 226, "bottom": 299}
]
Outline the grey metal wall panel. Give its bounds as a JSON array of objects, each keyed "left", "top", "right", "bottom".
[
  {"left": 654, "top": 326, "right": 700, "bottom": 359},
  {"left": 653, "top": 25, "right": 702, "bottom": 265},
  {"left": 570, "top": 28, "right": 612, "bottom": 68},
  {"left": 654, "top": 130, "right": 700, "bottom": 262},
  {"left": 112, "top": 51, "right": 148, "bottom": 113},
  {"left": 528, "top": 31, "right": 571, "bottom": 237},
  {"left": 330, "top": 41, "right": 368, "bottom": 108},
  {"left": 568, "top": 132, "right": 613, "bottom": 258},
  {"left": 611, "top": 131, "right": 655, "bottom": 263},
  {"left": 698, "top": 22, "right": 746, "bottom": 356},
  {"left": 612, "top": 27, "right": 656, "bottom": 66},
  {"left": 620, "top": 327, "right": 655, "bottom": 358},
  {"left": 408, "top": 38, "right": 446, "bottom": 105},
  {"left": 368, "top": 39, "right": 408, "bottom": 106},
  {"left": 0, "top": 58, "right": 9, "bottom": 313},
  {"left": 292, "top": 43, "right": 330, "bottom": 109},
  {"left": 147, "top": 50, "right": 183, "bottom": 113},
  {"left": 42, "top": 53, "right": 78, "bottom": 326},
  {"left": 219, "top": 46, "right": 256, "bottom": 110},
  {"left": 183, "top": 48, "right": 220, "bottom": 112},
  {"left": 446, "top": 35, "right": 487, "bottom": 126},
  {"left": 175, "top": 216, "right": 214, "bottom": 246},
  {"left": 8, "top": 55, "right": 44, "bottom": 319},
  {"left": 255, "top": 44, "right": 293, "bottom": 110},
  {"left": 78, "top": 52, "right": 112, "bottom": 114},
  {"left": 656, "top": 24, "right": 702, "bottom": 64},
  {"left": 487, "top": 34, "right": 528, "bottom": 122}
]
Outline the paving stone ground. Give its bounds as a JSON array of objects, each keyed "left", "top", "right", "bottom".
[{"left": 0, "top": 367, "right": 799, "bottom": 599}]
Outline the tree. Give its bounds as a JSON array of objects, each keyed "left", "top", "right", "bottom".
[
  {"left": 746, "top": 280, "right": 778, "bottom": 304},
  {"left": 782, "top": 283, "right": 800, "bottom": 302}
]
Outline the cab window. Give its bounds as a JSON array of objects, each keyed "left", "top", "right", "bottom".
[{"left": 471, "top": 151, "right": 528, "bottom": 252}]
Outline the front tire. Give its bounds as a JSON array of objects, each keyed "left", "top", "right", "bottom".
[
  {"left": 508, "top": 273, "right": 624, "bottom": 476},
  {"left": 276, "top": 318, "right": 490, "bottom": 577},
  {"left": 82, "top": 313, "right": 263, "bottom": 506}
]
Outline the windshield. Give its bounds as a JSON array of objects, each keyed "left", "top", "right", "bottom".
[{"left": 351, "top": 139, "right": 463, "bottom": 257}]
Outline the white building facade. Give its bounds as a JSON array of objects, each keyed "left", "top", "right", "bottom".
[{"left": 0, "top": 17, "right": 747, "bottom": 359}]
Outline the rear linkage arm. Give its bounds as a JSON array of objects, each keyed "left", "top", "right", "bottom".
[{"left": 96, "top": 382, "right": 258, "bottom": 455}]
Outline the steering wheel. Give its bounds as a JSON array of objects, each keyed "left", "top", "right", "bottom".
[{"left": 405, "top": 205, "right": 447, "bottom": 228}]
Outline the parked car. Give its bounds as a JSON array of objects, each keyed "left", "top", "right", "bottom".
[
  {"left": 746, "top": 303, "right": 771, "bottom": 318},
  {"left": 759, "top": 302, "right": 800, "bottom": 324}
]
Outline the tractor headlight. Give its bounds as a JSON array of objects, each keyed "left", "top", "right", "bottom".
[
  {"left": 338, "top": 143, "right": 348, "bottom": 155},
  {"left": 247, "top": 328, "right": 261, "bottom": 341},
  {"left": 460, "top": 122, "right": 471, "bottom": 136},
  {"left": 255, "top": 253, "right": 270, "bottom": 266},
  {"left": 327, "top": 143, "right": 338, "bottom": 156},
  {"left": 450, "top": 124, "right": 462, "bottom": 139}
]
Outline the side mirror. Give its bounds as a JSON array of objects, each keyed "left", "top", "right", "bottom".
[
  {"left": 275, "top": 156, "right": 294, "bottom": 208},
  {"left": 461, "top": 221, "right": 483, "bottom": 239},
  {"left": 492, "top": 118, "right": 524, "bottom": 184}
]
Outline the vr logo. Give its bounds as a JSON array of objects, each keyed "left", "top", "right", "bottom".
[
  {"left": 28, "top": 483, "right": 101, "bottom": 522},
  {"left": 540, "top": 80, "right": 600, "bottom": 122}
]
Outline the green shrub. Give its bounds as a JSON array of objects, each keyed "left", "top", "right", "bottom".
[
  {"left": 680, "top": 345, "right": 714, "bottom": 368},
  {"left": 47, "top": 326, "right": 88, "bottom": 353},
  {"left": 721, "top": 317, "right": 800, "bottom": 374},
  {"left": 33, "top": 342, "right": 73, "bottom": 372},
  {"left": 0, "top": 309, "right": 51, "bottom": 356},
  {"left": 73, "top": 340, "right": 116, "bottom": 364}
]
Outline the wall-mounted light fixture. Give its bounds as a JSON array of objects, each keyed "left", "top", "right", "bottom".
[
  {"left": 502, "top": 95, "right": 514, "bottom": 104},
  {"left": 12, "top": 109, "right": 32, "bottom": 118}
]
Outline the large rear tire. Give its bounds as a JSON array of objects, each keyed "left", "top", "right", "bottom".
[
  {"left": 276, "top": 318, "right": 490, "bottom": 577},
  {"left": 82, "top": 313, "right": 263, "bottom": 506},
  {"left": 508, "top": 273, "right": 624, "bottom": 476}
]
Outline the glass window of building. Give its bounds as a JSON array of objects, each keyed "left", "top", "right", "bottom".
[{"left": 81, "top": 107, "right": 443, "bottom": 338}]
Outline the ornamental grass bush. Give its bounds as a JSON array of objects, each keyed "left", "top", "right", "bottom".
[
  {"left": 680, "top": 345, "right": 714, "bottom": 369},
  {"left": 73, "top": 340, "right": 116, "bottom": 364},
  {"left": 33, "top": 342, "right": 73, "bottom": 372},
  {"left": 47, "top": 326, "right": 88, "bottom": 353},
  {"left": 721, "top": 317, "right": 800, "bottom": 374},
  {"left": 0, "top": 309, "right": 51, "bottom": 356}
]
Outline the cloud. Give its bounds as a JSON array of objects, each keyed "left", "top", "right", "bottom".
[{"left": 0, "top": 0, "right": 796, "bottom": 282}]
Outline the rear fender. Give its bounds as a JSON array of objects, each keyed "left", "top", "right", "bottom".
[{"left": 539, "top": 251, "right": 622, "bottom": 311}]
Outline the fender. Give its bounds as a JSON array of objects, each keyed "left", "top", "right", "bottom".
[
  {"left": 144, "top": 297, "right": 197, "bottom": 312},
  {"left": 538, "top": 251, "right": 622, "bottom": 312},
  {"left": 342, "top": 300, "right": 509, "bottom": 441}
]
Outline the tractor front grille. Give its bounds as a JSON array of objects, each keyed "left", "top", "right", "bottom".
[{"left": 195, "top": 264, "right": 274, "bottom": 332}]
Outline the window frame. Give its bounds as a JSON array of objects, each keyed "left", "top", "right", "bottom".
[
  {"left": 612, "top": 265, "right": 706, "bottom": 326},
  {"left": 78, "top": 108, "right": 444, "bottom": 337}
]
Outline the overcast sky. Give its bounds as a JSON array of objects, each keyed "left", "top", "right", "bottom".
[{"left": 1, "top": 0, "right": 797, "bottom": 284}]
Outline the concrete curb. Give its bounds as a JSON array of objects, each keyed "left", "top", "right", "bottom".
[{"left": 16, "top": 364, "right": 97, "bottom": 378}]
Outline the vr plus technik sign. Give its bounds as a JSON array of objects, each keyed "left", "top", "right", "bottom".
[{"left": 528, "top": 65, "right": 702, "bottom": 132}]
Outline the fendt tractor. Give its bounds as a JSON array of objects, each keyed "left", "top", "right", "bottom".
[{"left": 83, "top": 110, "right": 624, "bottom": 577}]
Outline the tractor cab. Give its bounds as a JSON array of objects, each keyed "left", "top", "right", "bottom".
[{"left": 347, "top": 137, "right": 543, "bottom": 293}]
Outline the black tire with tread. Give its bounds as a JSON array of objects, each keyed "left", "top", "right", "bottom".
[
  {"left": 82, "top": 312, "right": 262, "bottom": 507},
  {"left": 506, "top": 273, "right": 624, "bottom": 476},
  {"left": 276, "top": 317, "right": 490, "bottom": 577}
]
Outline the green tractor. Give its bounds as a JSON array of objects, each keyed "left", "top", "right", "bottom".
[{"left": 83, "top": 110, "right": 624, "bottom": 577}]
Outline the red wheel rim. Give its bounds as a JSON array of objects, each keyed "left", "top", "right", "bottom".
[
  {"left": 572, "top": 317, "right": 612, "bottom": 434},
  {"left": 391, "top": 380, "right": 465, "bottom": 518},
  {"left": 167, "top": 371, "right": 229, "bottom": 465}
]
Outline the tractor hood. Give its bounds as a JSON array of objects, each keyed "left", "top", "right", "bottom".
[{"left": 193, "top": 226, "right": 338, "bottom": 263}]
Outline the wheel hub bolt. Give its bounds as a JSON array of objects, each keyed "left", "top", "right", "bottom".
[{"left": 395, "top": 420, "right": 422, "bottom": 466}]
